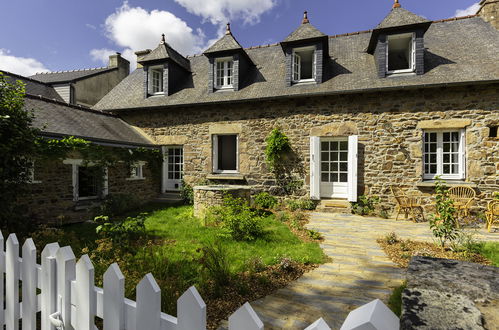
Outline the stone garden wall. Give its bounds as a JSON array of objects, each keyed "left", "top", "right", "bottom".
[
  {"left": 120, "top": 83, "right": 499, "bottom": 213},
  {"left": 193, "top": 185, "right": 251, "bottom": 218}
]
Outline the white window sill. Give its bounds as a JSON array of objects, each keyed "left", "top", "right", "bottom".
[
  {"left": 292, "top": 79, "right": 316, "bottom": 85},
  {"left": 214, "top": 87, "right": 234, "bottom": 92},
  {"left": 148, "top": 93, "right": 164, "bottom": 97},
  {"left": 78, "top": 196, "right": 99, "bottom": 201},
  {"left": 207, "top": 173, "right": 245, "bottom": 180},
  {"left": 387, "top": 69, "right": 415, "bottom": 76},
  {"left": 126, "top": 177, "right": 146, "bottom": 181},
  {"left": 417, "top": 181, "right": 477, "bottom": 188}
]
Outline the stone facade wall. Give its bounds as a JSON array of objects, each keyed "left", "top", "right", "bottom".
[
  {"left": 193, "top": 186, "right": 251, "bottom": 218},
  {"left": 120, "top": 83, "right": 499, "bottom": 213},
  {"left": 19, "top": 159, "right": 160, "bottom": 224}
]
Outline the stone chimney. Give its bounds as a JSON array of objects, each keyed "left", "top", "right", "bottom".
[
  {"left": 109, "top": 52, "right": 130, "bottom": 71},
  {"left": 134, "top": 50, "right": 152, "bottom": 69},
  {"left": 478, "top": 0, "right": 499, "bottom": 29}
]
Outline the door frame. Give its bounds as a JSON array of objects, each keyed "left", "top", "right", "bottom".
[{"left": 162, "top": 146, "right": 184, "bottom": 192}]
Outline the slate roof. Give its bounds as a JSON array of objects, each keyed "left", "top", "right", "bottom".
[
  {"left": 282, "top": 22, "right": 327, "bottom": 43},
  {"left": 204, "top": 29, "right": 243, "bottom": 54},
  {"left": 376, "top": 7, "right": 431, "bottom": 30},
  {"left": 26, "top": 96, "right": 153, "bottom": 146},
  {"left": 94, "top": 17, "right": 499, "bottom": 112},
  {"left": 30, "top": 67, "right": 116, "bottom": 84},
  {"left": 2, "top": 71, "right": 64, "bottom": 101},
  {"left": 138, "top": 40, "right": 190, "bottom": 72}
]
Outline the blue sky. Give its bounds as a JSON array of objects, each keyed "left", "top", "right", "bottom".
[{"left": 0, "top": 0, "right": 481, "bottom": 76}]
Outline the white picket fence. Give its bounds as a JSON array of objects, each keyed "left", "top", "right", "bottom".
[{"left": 0, "top": 231, "right": 400, "bottom": 330}]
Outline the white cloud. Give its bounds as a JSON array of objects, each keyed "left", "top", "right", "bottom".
[
  {"left": 174, "top": 0, "right": 276, "bottom": 25},
  {"left": 0, "top": 49, "right": 49, "bottom": 76},
  {"left": 454, "top": 2, "right": 480, "bottom": 17},
  {"left": 102, "top": 1, "right": 205, "bottom": 57},
  {"left": 90, "top": 48, "right": 116, "bottom": 64}
]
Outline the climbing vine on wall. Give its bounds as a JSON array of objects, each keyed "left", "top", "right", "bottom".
[{"left": 265, "top": 127, "right": 292, "bottom": 172}]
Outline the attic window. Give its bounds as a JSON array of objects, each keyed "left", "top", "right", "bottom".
[
  {"left": 489, "top": 126, "right": 498, "bottom": 138},
  {"left": 292, "top": 46, "right": 316, "bottom": 83},
  {"left": 148, "top": 66, "right": 164, "bottom": 94},
  {"left": 215, "top": 58, "right": 234, "bottom": 89},
  {"left": 387, "top": 33, "right": 415, "bottom": 74}
]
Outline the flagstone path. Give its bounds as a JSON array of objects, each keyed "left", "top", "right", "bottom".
[{"left": 247, "top": 213, "right": 499, "bottom": 329}]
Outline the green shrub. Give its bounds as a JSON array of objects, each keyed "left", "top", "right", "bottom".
[
  {"left": 351, "top": 195, "right": 380, "bottom": 216},
  {"left": 307, "top": 229, "right": 322, "bottom": 240},
  {"left": 285, "top": 199, "right": 317, "bottom": 211},
  {"left": 388, "top": 282, "right": 407, "bottom": 316},
  {"left": 275, "top": 211, "right": 290, "bottom": 222},
  {"left": 384, "top": 232, "right": 400, "bottom": 245},
  {"left": 254, "top": 192, "right": 278, "bottom": 209},
  {"left": 430, "top": 177, "right": 458, "bottom": 247},
  {"left": 244, "top": 256, "right": 266, "bottom": 274},
  {"left": 299, "top": 199, "right": 318, "bottom": 210},
  {"left": 94, "top": 213, "right": 147, "bottom": 244},
  {"left": 208, "top": 195, "right": 264, "bottom": 241},
  {"left": 100, "top": 193, "right": 141, "bottom": 216},
  {"left": 180, "top": 179, "right": 194, "bottom": 205}
]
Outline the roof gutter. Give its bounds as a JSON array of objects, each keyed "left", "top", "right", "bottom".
[
  {"left": 38, "top": 132, "right": 159, "bottom": 149},
  {"left": 101, "top": 79, "right": 499, "bottom": 113}
]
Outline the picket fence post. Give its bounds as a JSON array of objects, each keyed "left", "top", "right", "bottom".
[
  {"left": 0, "top": 231, "right": 4, "bottom": 327},
  {"left": 6, "top": 234, "right": 20, "bottom": 330},
  {"left": 229, "top": 302, "right": 264, "bottom": 330},
  {"left": 57, "top": 246, "right": 76, "bottom": 330},
  {"left": 177, "top": 286, "right": 206, "bottom": 330},
  {"left": 22, "top": 238, "right": 37, "bottom": 330},
  {"left": 103, "top": 263, "right": 125, "bottom": 330},
  {"left": 41, "top": 242, "right": 59, "bottom": 330},
  {"left": 75, "top": 254, "right": 96, "bottom": 330}
]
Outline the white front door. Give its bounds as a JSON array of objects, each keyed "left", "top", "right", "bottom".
[
  {"left": 320, "top": 138, "right": 349, "bottom": 199},
  {"left": 164, "top": 146, "right": 183, "bottom": 191}
]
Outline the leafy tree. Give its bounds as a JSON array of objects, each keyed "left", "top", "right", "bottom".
[
  {"left": 0, "top": 73, "right": 39, "bottom": 229},
  {"left": 430, "top": 177, "right": 459, "bottom": 247}
]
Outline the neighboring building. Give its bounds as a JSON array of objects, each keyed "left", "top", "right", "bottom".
[
  {"left": 30, "top": 53, "right": 129, "bottom": 107},
  {"left": 94, "top": 1, "right": 499, "bottom": 212},
  {"left": 2, "top": 71, "right": 160, "bottom": 223}
]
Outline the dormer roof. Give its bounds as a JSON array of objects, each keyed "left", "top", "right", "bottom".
[
  {"left": 367, "top": 1, "right": 432, "bottom": 53},
  {"left": 204, "top": 23, "right": 244, "bottom": 55},
  {"left": 282, "top": 11, "right": 327, "bottom": 44},
  {"left": 138, "top": 35, "right": 191, "bottom": 71}
]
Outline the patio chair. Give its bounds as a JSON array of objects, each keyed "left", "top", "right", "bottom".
[
  {"left": 485, "top": 200, "right": 499, "bottom": 232},
  {"left": 448, "top": 186, "right": 475, "bottom": 222},
  {"left": 390, "top": 186, "right": 425, "bottom": 222}
]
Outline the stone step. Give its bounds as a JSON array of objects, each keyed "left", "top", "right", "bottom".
[{"left": 316, "top": 199, "right": 352, "bottom": 214}]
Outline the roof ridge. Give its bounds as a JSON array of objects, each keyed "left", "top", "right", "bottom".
[
  {"left": 25, "top": 93, "right": 118, "bottom": 117},
  {"left": 0, "top": 70, "right": 54, "bottom": 86},
  {"left": 33, "top": 66, "right": 108, "bottom": 76}
]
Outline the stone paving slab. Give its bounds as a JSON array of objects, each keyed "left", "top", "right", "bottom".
[{"left": 248, "top": 213, "right": 499, "bottom": 329}]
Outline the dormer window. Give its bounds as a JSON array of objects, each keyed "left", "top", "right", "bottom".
[
  {"left": 387, "top": 33, "right": 416, "bottom": 74},
  {"left": 149, "top": 67, "right": 164, "bottom": 94},
  {"left": 292, "top": 46, "right": 316, "bottom": 83},
  {"left": 215, "top": 58, "right": 234, "bottom": 89}
]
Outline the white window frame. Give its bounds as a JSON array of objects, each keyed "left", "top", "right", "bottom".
[
  {"left": 386, "top": 32, "right": 416, "bottom": 75},
  {"left": 212, "top": 134, "right": 239, "bottom": 174},
  {"left": 214, "top": 57, "right": 234, "bottom": 90},
  {"left": 148, "top": 66, "right": 164, "bottom": 95},
  {"left": 292, "top": 46, "right": 316, "bottom": 83},
  {"left": 127, "top": 161, "right": 146, "bottom": 181},
  {"left": 422, "top": 129, "right": 465, "bottom": 181},
  {"left": 27, "top": 160, "right": 41, "bottom": 184},
  {"left": 63, "top": 159, "right": 108, "bottom": 201}
]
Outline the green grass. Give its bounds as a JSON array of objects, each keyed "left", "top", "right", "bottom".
[
  {"left": 145, "top": 205, "right": 326, "bottom": 272},
  {"left": 475, "top": 241, "right": 499, "bottom": 266},
  {"left": 387, "top": 281, "right": 406, "bottom": 316}
]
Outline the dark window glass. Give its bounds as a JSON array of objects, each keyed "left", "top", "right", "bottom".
[
  {"left": 79, "top": 166, "right": 100, "bottom": 198},
  {"left": 217, "top": 135, "right": 237, "bottom": 171}
]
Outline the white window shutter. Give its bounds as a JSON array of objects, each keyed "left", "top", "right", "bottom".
[
  {"left": 459, "top": 129, "right": 466, "bottom": 180},
  {"left": 212, "top": 135, "right": 218, "bottom": 172},
  {"left": 347, "top": 135, "right": 358, "bottom": 202},
  {"left": 411, "top": 33, "right": 416, "bottom": 71},
  {"left": 310, "top": 136, "right": 321, "bottom": 200},
  {"left": 293, "top": 53, "right": 301, "bottom": 82},
  {"left": 312, "top": 50, "right": 317, "bottom": 81}
]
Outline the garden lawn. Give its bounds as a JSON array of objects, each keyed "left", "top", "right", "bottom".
[
  {"left": 145, "top": 205, "right": 326, "bottom": 272},
  {"left": 474, "top": 241, "right": 499, "bottom": 266}
]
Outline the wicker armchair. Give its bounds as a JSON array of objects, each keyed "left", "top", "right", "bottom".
[
  {"left": 390, "top": 186, "right": 425, "bottom": 222},
  {"left": 486, "top": 200, "right": 499, "bottom": 232},
  {"left": 448, "top": 186, "right": 475, "bottom": 219}
]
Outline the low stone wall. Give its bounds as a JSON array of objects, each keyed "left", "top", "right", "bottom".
[
  {"left": 401, "top": 256, "right": 499, "bottom": 329},
  {"left": 193, "top": 185, "right": 251, "bottom": 218}
]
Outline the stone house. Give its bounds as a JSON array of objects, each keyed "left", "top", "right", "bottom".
[
  {"left": 2, "top": 70, "right": 160, "bottom": 223},
  {"left": 92, "top": 1, "right": 498, "bottom": 213}
]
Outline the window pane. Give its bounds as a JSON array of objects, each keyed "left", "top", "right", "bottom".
[
  {"left": 295, "top": 49, "right": 314, "bottom": 80},
  {"left": 321, "top": 173, "right": 328, "bottom": 182},
  {"left": 217, "top": 135, "right": 237, "bottom": 171},
  {"left": 340, "top": 152, "right": 347, "bottom": 161},
  {"left": 332, "top": 163, "right": 338, "bottom": 171},
  {"left": 387, "top": 34, "right": 413, "bottom": 71},
  {"left": 331, "top": 142, "right": 338, "bottom": 151},
  {"left": 321, "top": 152, "right": 329, "bottom": 161},
  {"left": 443, "top": 154, "right": 449, "bottom": 163},
  {"left": 321, "top": 142, "right": 328, "bottom": 150},
  {"left": 331, "top": 173, "right": 338, "bottom": 182},
  {"left": 79, "top": 166, "right": 99, "bottom": 198},
  {"left": 332, "top": 153, "right": 338, "bottom": 161},
  {"left": 430, "top": 164, "right": 437, "bottom": 174},
  {"left": 321, "top": 163, "right": 328, "bottom": 171},
  {"left": 340, "top": 162, "right": 348, "bottom": 171},
  {"left": 340, "top": 173, "right": 348, "bottom": 182},
  {"left": 339, "top": 141, "right": 348, "bottom": 150}
]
